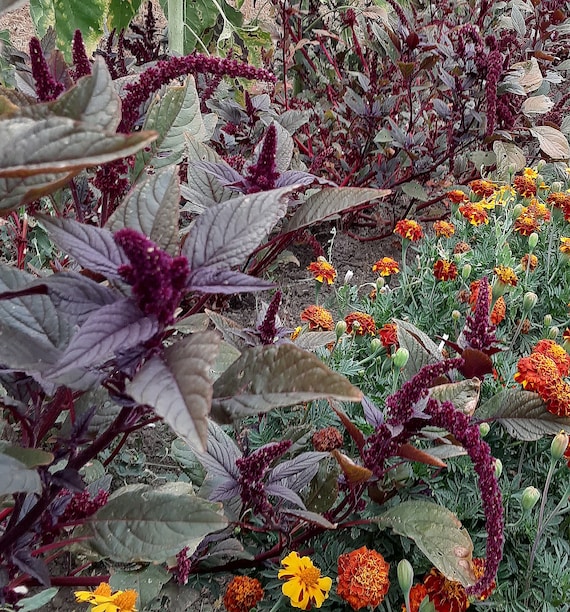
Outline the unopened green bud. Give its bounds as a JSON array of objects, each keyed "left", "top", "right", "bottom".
[
  {"left": 512, "top": 203, "right": 523, "bottom": 218},
  {"left": 521, "top": 486, "right": 541, "bottom": 512},
  {"left": 494, "top": 458, "right": 503, "bottom": 478},
  {"left": 376, "top": 277, "right": 385, "bottom": 291},
  {"left": 551, "top": 181, "right": 563, "bottom": 192},
  {"left": 551, "top": 431, "right": 569, "bottom": 461},
  {"left": 344, "top": 270, "right": 354, "bottom": 284},
  {"left": 479, "top": 422, "right": 491, "bottom": 437},
  {"left": 508, "top": 163, "right": 518, "bottom": 176},
  {"left": 452, "top": 310, "right": 461, "bottom": 322},
  {"left": 549, "top": 326, "right": 560, "bottom": 340},
  {"left": 537, "top": 160, "right": 546, "bottom": 172},
  {"left": 335, "top": 320, "right": 347, "bottom": 338},
  {"left": 370, "top": 338, "right": 382, "bottom": 354},
  {"left": 462, "top": 263, "right": 472, "bottom": 279},
  {"left": 397, "top": 559, "right": 414, "bottom": 596},
  {"left": 523, "top": 292, "right": 538, "bottom": 312},
  {"left": 544, "top": 314, "right": 553, "bottom": 327},
  {"left": 491, "top": 281, "right": 506, "bottom": 300},
  {"left": 351, "top": 320, "right": 361, "bottom": 333},
  {"left": 393, "top": 347, "right": 410, "bottom": 369},
  {"left": 536, "top": 173, "right": 544, "bottom": 186},
  {"left": 528, "top": 232, "right": 539, "bottom": 250}
]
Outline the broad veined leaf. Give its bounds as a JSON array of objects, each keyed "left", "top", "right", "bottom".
[
  {"left": 39, "top": 215, "right": 128, "bottom": 278},
  {"left": 401, "top": 180, "right": 429, "bottom": 202},
  {"left": 474, "top": 388, "right": 570, "bottom": 441},
  {"left": 182, "top": 186, "right": 294, "bottom": 271},
  {"left": 521, "top": 95, "right": 554, "bottom": 116},
  {"left": 0, "top": 443, "right": 53, "bottom": 468},
  {"left": 304, "top": 458, "right": 339, "bottom": 513},
  {"left": 186, "top": 268, "right": 275, "bottom": 294},
  {"left": 284, "top": 187, "right": 391, "bottom": 232},
  {"left": 83, "top": 482, "right": 227, "bottom": 562},
  {"left": 510, "top": 57, "right": 543, "bottom": 93},
  {"left": 50, "top": 58, "right": 120, "bottom": 131},
  {"left": 126, "top": 331, "right": 220, "bottom": 451},
  {"left": 107, "top": 0, "right": 145, "bottom": 32},
  {"left": 106, "top": 166, "right": 180, "bottom": 255},
  {"left": 0, "top": 171, "right": 75, "bottom": 213},
  {"left": 14, "top": 587, "right": 59, "bottom": 612},
  {"left": 46, "top": 299, "right": 159, "bottom": 377},
  {"left": 110, "top": 565, "right": 170, "bottom": 612},
  {"left": 530, "top": 126, "right": 570, "bottom": 160},
  {"left": 493, "top": 141, "right": 526, "bottom": 179},
  {"left": 211, "top": 343, "right": 362, "bottom": 423},
  {"left": 377, "top": 500, "right": 476, "bottom": 586},
  {"left": 395, "top": 319, "right": 442, "bottom": 379},
  {"left": 0, "top": 115, "right": 156, "bottom": 177},
  {"left": 268, "top": 451, "right": 329, "bottom": 492},
  {"left": 0, "top": 452, "right": 42, "bottom": 494},
  {"left": 429, "top": 378, "right": 481, "bottom": 417},
  {"left": 294, "top": 331, "right": 338, "bottom": 351}
]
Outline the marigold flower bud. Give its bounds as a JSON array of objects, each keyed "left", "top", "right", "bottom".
[
  {"left": 549, "top": 326, "right": 560, "bottom": 340},
  {"left": 521, "top": 486, "right": 541, "bottom": 512},
  {"left": 479, "top": 422, "right": 491, "bottom": 437},
  {"left": 544, "top": 314, "right": 553, "bottom": 327},
  {"left": 336, "top": 320, "right": 347, "bottom": 338},
  {"left": 376, "top": 277, "right": 385, "bottom": 291},
  {"left": 397, "top": 559, "right": 414, "bottom": 595},
  {"left": 462, "top": 263, "right": 472, "bottom": 279},
  {"left": 494, "top": 458, "right": 503, "bottom": 478},
  {"left": 551, "top": 431, "right": 569, "bottom": 461},
  {"left": 370, "top": 338, "right": 382, "bottom": 354},
  {"left": 452, "top": 310, "right": 461, "bottom": 321},
  {"left": 537, "top": 160, "right": 546, "bottom": 171},
  {"left": 523, "top": 292, "right": 538, "bottom": 312},
  {"left": 491, "top": 281, "right": 506, "bottom": 300},
  {"left": 551, "top": 181, "right": 563, "bottom": 192},
  {"left": 528, "top": 232, "right": 539, "bottom": 250},
  {"left": 393, "top": 347, "right": 410, "bottom": 369},
  {"left": 344, "top": 270, "right": 354, "bottom": 284},
  {"left": 512, "top": 203, "right": 523, "bottom": 218}
]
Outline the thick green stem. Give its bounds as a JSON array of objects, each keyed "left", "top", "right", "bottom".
[{"left": 168, "top": 0, "right": 185, "bottom": 55}]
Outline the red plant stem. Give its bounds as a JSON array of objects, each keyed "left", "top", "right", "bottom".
[
  {"left": 51, "top": 575, "right": 110, "bottom": 587},
  {"left": 316, "top": 37, "right": 343, "bottom": 81},
  {"left": 281, "top": 0, "right": 288, "bottom": 110},
  {"left": 31, "top": 536, "right": 91, "bottom": 558},
  {"left": 0, "top": 507, "right": 13, "bottom": 522},
  {"left": 103, "top": 431, "right": 130, "bottom": 467}
]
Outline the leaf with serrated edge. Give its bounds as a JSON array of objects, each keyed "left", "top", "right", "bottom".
[
  {"left": 211, "top": 343, "right": 362, "bottom": 423},
  {"left": 284, "top": 187, "right": 391, "bottom": 232},
  {"left": 378, "top": 500, "right": 476, "bottom": 586},
  {"left": 185, "top": 136, "right": 234, "bottom": 206},
  {"left": 50, "top": 58, "right": 120, "bottom": 131},
  {"left": 126, "top": 331, "right": 221, "bottom": 451},
  {"left": 83, "top": 482, "right": 227, "bottom": 562},
  {"left": 0, "top": 453, "right": 41, "bottom": 494},
  {"left": 182, "top": 187, "right": 294, "bottom": 271},
  {"left": 106, "top": 166, "right": 180, "bottom": 255},
  {"left": 39, "top": 215, "right": 128, "bottom": 278},
  {"left": 0, "top": 116, "right": 156, "bottom": 177},
  {"left": 475, "top": 388, "right": 570, "bottom": 441}
]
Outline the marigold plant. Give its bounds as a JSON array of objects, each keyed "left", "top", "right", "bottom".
[{"left": 337, "top": 547, "right": 390, "bottom": 610}]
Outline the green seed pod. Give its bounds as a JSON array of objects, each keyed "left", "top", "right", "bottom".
[
  {"left": 523, "top": 292, "right": 538, "bottom": 312},
  {"left": 551, "top": 181, "right": 563, "bottom": 193},
  {"left": 528, "top": 232, "right": 539, "bottom": 250},
  {"left": 544, "top": 314, "right": 553, "bottom": 327},
  {"left": 549, "top": 326, "right": 560, "bottom": 340},
  {"left": 335, "top": 320, "right": 347, "bottom": 339},
  {"left": 397, "top": 559, "right": 414, "bottom": 595},
  {"left": 479, "top": 423, "right": 491, "bottom": 438},
  {"left": 370, "top": 338, "right": 382, "bottom": 354},
  {"left": 512, "top": 203, "right": 524, "bottom": 218},
  {"left": 521, "top": 486, "right": 541, "bottom": 512},
  {"left": 393, "top": 347, "right": 410, "bottom": 369},
  {"left": 452, "top": 310, "right": 461, "bottom": 322},
  {"left": 376, "top": 277, "right": 385, "bottom": 291},
  {"left": 462, "top": 263, "right": 472, "bottom": 279},
  {"left": 551, "top": 431, "right": 569, "bottom": 461},
  {"left": 494, "top": 458, "right": 503, "bottom": 478}
]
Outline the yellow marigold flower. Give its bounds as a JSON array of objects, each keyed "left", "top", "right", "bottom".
[
  {"left": 75, "top": 583, "right": 137, "bottom": 612},
  {"left": 223, "top": 576, "right": 264, "bottom": 612},
  {"left": 494, "top": 265, "right": 518, "bottom": 286},
  {"left": 458, "top": 203, "right": 488, "bottom": 226},
  {"left": 433, "top": 259, "right": 458, "bottom": 281},
  {"left": 337, "top": 547, "right": 390, "bottom": 611},
  {"left": 520, "top": 253, "right": 538, "bottom": 271},
  {"left": 534, "top": 339, "right": 570, "bottom": 377},
  {"left": 291, "top": 326, "right": 302, "bottom": 341},
  {"left": 446, "top": 189, "right": 469, "bottom": 203},
  {"left": 513, "top": 175, "right": 537, "bottom": 198},
  {"left": 372, "top": 257, "right": 400, "bottom": 276},
  {"left": 514, "top": 214, "right": 540, "bottom": 236},
  {"left": 490, "top": 296, "right": 506, "bottom": 325},
  {"left": 433, "top": 220, "right": 455, "bottom": 237},
  {"left": 278, "top": 551, "right": 332, "bottom": 610},
  {"left": 394, "top": 219, "right": 423, "bottom": 241},
  {"left": 423, "top": 568, "right": 468, "bottom": 612},
  {"left": 307, "top": 258, "right": 336, "bottom": 285},
  {"left": 300, "top": 305, "right": 334, "bottom": 331},
  {"left": 560, "top": 237, "right": 570, "bottom": 255},
  {"left": 345, "top": 312, "right": 376, "bottom": 335},
  {"left": 514, "top": 352, "right": 560, "bottom": 394},
  {"left": 523, "top": 167, "right": 539, "bottom": 179},
  {"left": 469, "top": 179, "right": 497, "bottom": 197}
]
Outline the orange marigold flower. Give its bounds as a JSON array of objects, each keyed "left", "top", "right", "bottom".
[
  {"left": 472, "top": 558, "right": 496, "bottom": 601},
  {"left": 560, "top": 237, "right": 570, "bottom": 255},
  {"left": 378, "top": 323, "right": 399, "bottom": 350},
  {"left": 223, "top": 576, "right": 264, "bottom": 612},
  {"left": 307, "top": 258, "right": 337, "bottom": 285},
  {"left": 337, "top": 547, "right": 390, "bottom": 611},
  {"left": 468, "top": 279, "right": 481, "bottom": 308},
  {"left": 394, "top": 219, "right": 423, "bottom": 241},
  {"left": 564, "top": 328, "right": 570, "bottom": 343},
  {"left": 113, "top": 590, "right": 138, "bottom": 611},
  {"left": 513, "top": 175, "right": 537, "bottom": 198},
  {"left": 494, "top": 265, "right": 518, "bottom": 286},
  {"left": 534, "top": 339, "right": 570, "bottom": 377},
  {"left": 547, "top": 191, "right": 570, "bottom": 208},
  {"left": 345, "top": 312, "right": 376, "bottom": 335},
  {"left": 469, "top": 179, "right": 497, "bottom": 197},
  {"left": 402, "top": 584, "right": 429, "bottom": 612},
  {"left": 291, "top": 326, "right": 302, "bottom": 341},
  {"left": 514, "top": 352, "right": 561, "bottom": 394},
  {"left": 514, "top": 214, "right": 540, "bottom": 236},
  {"left": 458, "top": 203, "right": 489, "bottom": 226},
  {"left": 520, "top": 254, "right": 538, "bottom": 271},
  {"left": 312, "top": 426, "right": 343, "bottom": 452},
  {"left": 541, "top": 378, "right": 570, "bottom": 417},
  {"left": 490, "top": 296, "right": 506, "bottom": 325},
  {"left": 528, "top": 199, "right": 551, "bottom": 221},
  {"left": 423, "top": 568, "right": 468, "bottom": 612},
  {"left": 453, "top": 241, "right": 471, "bottom": 254},
  {"left": 372, "top": 257, "right": 400, "bottom": 276},
  {"left": 433, "top": 220, "right": 456, "bottom": 237},
  {"left": 447, "top": 189, "right": 469, "bottom": 203},
  {"left": 300, "top": 305, "right": 334, "bottom": 331},
  {"left": 433, "top": 259, "right": 458, "bottom": 281}
]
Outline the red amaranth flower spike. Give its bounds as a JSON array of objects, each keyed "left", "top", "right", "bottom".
[
  {"left": 29, "top": 37, "right": 65, "bottom": 102},
  {"left": 72, "top": 29, "right": 91, "bottom": 80},
  {"left": 244, "top": 124, "right": 280, "bottom": 192}
]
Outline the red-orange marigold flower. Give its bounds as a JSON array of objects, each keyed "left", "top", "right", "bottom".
[
  {"left": 458, "top": 203, "right": 489, "bottom": 226},
  {"left": 534, "top": 339, "right": 570, "bottom": 377},
  {"left": 494, "top": 265, "right": 518, "bottom": 286},
  {"left": 345, "top": 312, "right": 376, "bottom": 335},
  {"left": 337, "top": 547, "right": 390, "bottom": 611},
  {"left": 223, "top": 576, "right": 264, "bottom": 612},
  {"left": 372, "top": 257, "right": 400, "bottom": 276},
  {"left": 433, "top": 220, "right": 456, "bottom": 237},
  {"left": 469, "top": 179, "right": 497, "bottom": 197},
  {"left": 513, "top": 175, "right": 537, "bottom": 198},
  {"left": 541, "top": 378, "right": 570, "bottom": 417},
  {"left": 528, "top": 200, "right": 550, "bottom": 221},
  {"left": 547, "top": 191, "right": 570, "bottom": 209},
  {"left": 312, "top": 426, "right": 343, "bottom": 452},
  {"left": 472, "top": 558, "right": 496, "bottom": 601},
  {"left": 560, "top": 237, "right": 570, "bottom": 255},
  {"left": 378, "top": 323, "right": 398, "bottom": 350},
  {"left": 453, "top": 241, "right": 471, "bottom": 255},
  {"left": 520, "top": 254, "right": 538, "bottom": 271},
  {"left": 514, "top": 352, "right": 561, "bottom": 394},
  {"left": 490, "top": 296, "right": 506, "bottom": 325},
  {"left": 307, "top": 259, "right": 337, "bottom": 284},
  {"left": 447, "top": 189, "right": 469, "bottom": 203},
  {"left": 300, "top": 305, "right": 334, "bottom": 331},
  {"left": 394, "top": 219, "right": 423, "bottom": 241},
  {"left": 514, "top": 214, "right": 540, "bottom": 236},
  {"left": 402, "top": 584, "right": 429, "bottom": 612},
  {"left": 423, "top": 568, "right": 468, "bottom": 612},
  {"left": 433, "top": 259, "right": 458, "bottom": 281}
]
